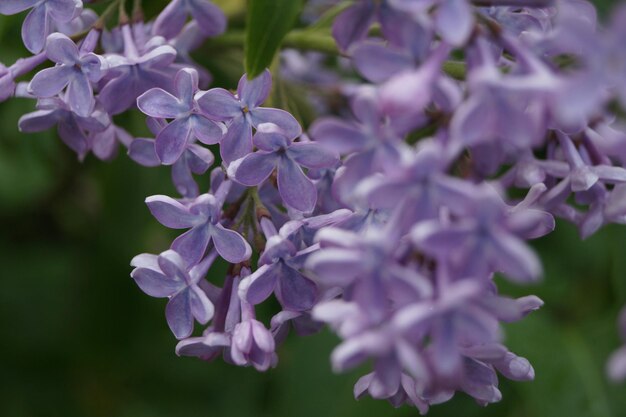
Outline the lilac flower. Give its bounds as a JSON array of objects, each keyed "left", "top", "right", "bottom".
[
  {"left": 0, "top": 0, "right": 82, "bottom": 53},
  {"left": 131, "top": 250, "right": 215, "bottom": 339},
  {"left": 331, "top": 0, "right": 408, "bottom": 51},
  {"left": 177, "top": 272, "right": 243, "bottom": 362},
  {"left": 18, "top": 96, "right": 110, "bottom": 159},
  {"left": 153, "top": 0, "right": 226, "bottom": 40},
  {"left": 230, "top": 301, "right": 277, "bottom": 371},
  {"left": 98, "top": 26, "right": 178, "bottom": 115},
  {"left": 29, "top": 33, "right": 105, "bottom": 117},
  {"left": 90, "top": 124, "right": 132, "bottom": 161},
  {"left": 411, "top": 182, "right": 552, "bottom": 283},
  {"left": 146, "top": 191, "right": 252, "bottom": 265},
  {"left": 197, "top": 70, "right": 302, "bottom": 163},
  {"left": 390, "top": 0, "right": 475, "bottom": 46},
  {"left": 229, "top": 123, "right": 338, "bottom": 212},
  {"left": 239, "top": 221, "right": 318, "bottom": 312},
  {"left": 137, "top": 68, "right": 223, "bottom": 164}
]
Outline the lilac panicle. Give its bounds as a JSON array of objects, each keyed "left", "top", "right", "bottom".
[{"left": 4, "top": 0, "right": 626, "bottom": 413}]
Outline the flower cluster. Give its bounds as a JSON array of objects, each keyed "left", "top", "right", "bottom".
[{"left": 2, "top": 0, "right": 626, "bottom": 413}]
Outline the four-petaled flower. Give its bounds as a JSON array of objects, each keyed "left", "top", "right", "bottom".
[
  {"left": 0, "top": 0, "right": 83, "bottom": 53},
  {"left": 137, "top": 68, "right": 223, "bottom": 164},
  {"left": 29, "top": 33, "right": 105, "bottom": 117},
  {"left": 131, "top": 250, "right": 215, "bottom": 339},
  {"left": 146, "top": 192, "right": 252, "bottom": 265},
  {"left": 197, "top": 70, "right": 301, "bottom": 163},
  {"left": 230, "top": 123, "right": 338, "bottom": 212}
]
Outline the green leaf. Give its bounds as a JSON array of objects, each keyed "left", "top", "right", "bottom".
[{"left": 244, "top": 0, "right": 304, "bottom": 78}]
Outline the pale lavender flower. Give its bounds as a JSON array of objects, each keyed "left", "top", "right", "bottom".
[
  {"left": 0, "top": 0, "right": 83, "bottom": 53},
  {"left": 239, "top": 220, "right": 318, "bottom": 312},
  {"left": 29, "top": 33, "right": 105, "bottom": 117},
  {"left": 137, "top": 67, "right": 223, "bottom": 164},
  {"left": 230, "top": 300, "right": 277, "bottom": 371},
  {"left": 131, "top": 250, "right": 215, "bottom": 339},
  {"left": 196, "top": 70, "right": 301, "bottom": 163},
  {"left": 229, "top": 123, "right": 338, "bottom": 212},
  {"left": 18, "top": 96, "right": 110, "bottom": 159},
  {"left": 98, "top": 26, "right": 177, "bottom": 115},
  {"left": 145, "top": 190, "right": 252, "bottom": 265}
]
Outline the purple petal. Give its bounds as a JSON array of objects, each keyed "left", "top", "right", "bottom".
[
  {"left": 22, "top": 5, "right": 49, "bottom": 53},
  {"left": 47, "top": 0, "right": 82, "bottom": 21},
  {"left": 131, "top": 268, "right": 184, "bottom": 297},
  {"left": 128, "top": 138, "right": 160, "bottom": 167},
  {"left": 231, "top": 152, "right": 278, "bottom": 186},
  {"left": 0, "top": 0, "right": 38, "bottom": 14},
  {"left": 352, "top": 42, "right": 413, "bottom": 83},
  {"left": 166, "top": 289, "right": 194, "bottom": 339},
  {"left": 189, "top": 0, "right": 227, "bottom": 37},
  {"left": 287, "top": 142, "right": 338, "bottom": 169},
  {"left": 241, "top": 264, "right": 280, "bottom": 305},
  {"left": 172, "top": 225, "right": 212, "bottom": 265},
  {"left": 175, "top": 67, "right": 198, "bottom": 104},
  {"left": 276, "top": 264, "right": 317, "bottom": 311},
  {"left": 152, "top": 0, "right": 187, "bottom": 39},
  {"left": 186, "top": 144, "right": 215, "bottom": 172},
  {"left": 190, "top": 285, "right": 214, "bottom": 324},
  {"left": 156, "top": 117, "right": 193, "bottom": 165},
  {"left": 277, "top": 157, "right": 317, "bottom": 212},
  {"left": 191, "top": 114, "right": 223, "bottom": 145},
  {"left": 435, "top": 0, "right": 474, "bottom": 46},
  {"left": 137, "top": 88, "right": 187, "bottom": 119},
  {"left": 67, "top": 74, "right": 94, "bottom": 117},
  {"left": 309, "top": 118, "right": 367, "bottom": 155},
  {"left": 491, "top": 231, "right": 542, "bottom": 282},
  {"left": 145, "top": 195, "right": 199, "bottom": 228},
  {"left": 211, "top": 224, "right": 252, "bottom": 263},
  {"left": 237, "top": 70, "right": 271, "bottom": 108},
  {"left": 249, "top": 107, "right": 302, "bottom": 140},
  {"left": 196, "top": 88, "right": 242, "bottom": 120},
  {"left": 172, "top": 157, "right": 199, "bottom": 198},
  {"left": 18, "top": 109, "right": 59, "bottom": 132},
  {"left": 45, "top": 32, "right": 79, "bottom": 64},
  {"left": 28, "top": 66, "right": 73, "bottom": 97},
  {"left": 220, "top": 116, "right": 252, "bottom": 164},
  {"left": 332, "top": 1, "right": 376, "bottom": 51}
]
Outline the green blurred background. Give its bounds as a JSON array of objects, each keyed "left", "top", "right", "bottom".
[{"left": 1, "top": 1, "right": 626, "bottom": 416}]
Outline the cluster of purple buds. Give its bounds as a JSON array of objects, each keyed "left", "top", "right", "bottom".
[{"left": 3, "top": 0, "right": 626, "bottom": 413}]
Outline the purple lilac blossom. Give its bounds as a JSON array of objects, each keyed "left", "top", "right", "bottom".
[
  {"left": 196, "top": 70, "right": 302, "bottom": 163},
  {"left": 0, "top": 0, "right": 83, "bottom": 53},
  {"left": 28, "top": 33, "right": 105, "bottom": 117},
  {"left": 229, "top": 123, "right": 338, "bottom": 212},
  {"left": 137, "top": 67, "right": 223, "bottom": 164}
]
